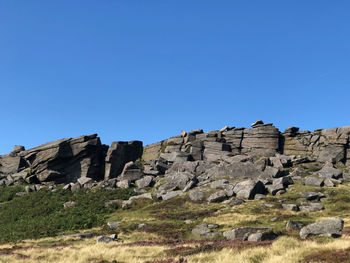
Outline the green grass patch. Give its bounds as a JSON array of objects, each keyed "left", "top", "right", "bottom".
[
  {"left": 0, "top": 186, "right": 134, "bottom": 242},
  {"left": 0, "top": 185, "right": 25, "bottom": 203}
]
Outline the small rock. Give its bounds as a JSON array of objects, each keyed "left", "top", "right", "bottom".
[
  {"left": 207, "top": 190, "right": 227, "bottom": 203},
  {"left": 71, "top": 183, "right": 81, "bottom": 192},
  {"left": 305, "top": 177, "right": 324, "bottom": 187},
  {"left": 230, "top": 198, "right": 245, "bottom": 205},
  {"left": 276, "top": 189, "right": 286, "bottom": 195},
  {"left": 117, "top": 180, "right": 130, "bottom": 189},
  {"left": 161, "top": 191, "right": 183, "bottom": 201},
  {"left": 63, "top": 201, "right": 76, "bottom": 209},
  {"left": 247, "top": 231, "right": 277, "bottom": 241},
  {"left": 324, "top": 178, "right": 335, "bottom": 187},
  {"left": 299, "top": 203, "right": 324, "bottom": 212},
  {"left": 300, "top": 192, "right": 326, "bottom": 201},
  {"left": 77, "top": 177, "right": 93, "bottom": 185},
  {"left": 282, "top": 204, "right": 299, "bottom": 212},
  {"left": 135, "top": 176, "right": 153, "bottom": 188},
  {"left": 72, "top": 233, "right": 93, "bottom": 239},
  {"left": 254, "top": 194, "right": 266, "bottom": 200},
  {"left": 96, "top": 235, "right": 117, "bottom": 243},
  {"left": 63, "top": 184, "right": 71, "bottom": 190},
  {"left": 224, "top": 227, "right": 272, "bottom": 240},
  {"left": 138, "top": 223, "right": 147, "bottom": 229},
  {"left": 189, "top": 191, "right": 204, "bottom": 202},
  {"left": 266, "top": 184, "right": 285, "bottom": 196},
  {"left": 107, "top": 222, "right": 120, "bottom": 230},
  {"left": 251, "top": 120, "right": 264, "bottom": 127},
  {"left": 286, "top": 220, "right": 304, "bottom": 231}
]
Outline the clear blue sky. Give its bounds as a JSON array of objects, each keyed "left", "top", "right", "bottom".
[{"left": 1, "top": 1, "right": 350, "bottom": 154}]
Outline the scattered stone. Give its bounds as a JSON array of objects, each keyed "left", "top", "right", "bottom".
[
  {"left": 63, "top": 184, "right": 71, "bottom": 190},
  {"left": 305, "top": 177, "right": 324, "bottom": 187},
  {"left": 77, "top": 177, "right": 93, "bottom": 185},
  {"left": 207, "top": 190, "right": 227, "bottom": 203},
  {"left": 286, "top": 220, "right": 304, "bottom": 231},
  {"left": 300, "top": 192, "right": 326, "bottom": 201},
  {"left": 96, "top": 234, "right": 117, "bottom": 243},
  {"left": 71, "top": 233, "right": 93, "bottom": 239},
  {"left": 135, "top": 176, "right": 153, "bottom": 188},
  {"left": 251, "top": 120, "right": 264, "bottom": 127},
  {"left": 318, "top": 162, "right": 343, "bottom": 179},
  {"left": 25, "top": 185, "right": 34, "bottom": 193},
  {"left": 63, "top": 201, "right": 76, "bottom": 209},
  {"left": 210, "top": 179, "right": 229, "bottom": 189},
  {"left": 223, "top": 227, "right": 272, "bottom": 240},
  {"left": 247, "top": 231, "right": 277, "bottom": 241},
  {"left": 282, "top": 204, "right": 299, "bottom": 212},
  {"left": 233, "top": 180, "right": 265, "bottom": 200},
  {"left": 299, "top": 203, "right": 324, "bottom": 212},
  {"left": 276, "top": 189, "right": 286, "bottom": 195},
  {"left": 117, "top": 180, "right": 130, "bottom": 189},
  {"left": 192, "top": 224, "right": 211, "bottom": 236},
  {"left": 254, "top": 194, "right": 266, "bottom": 200},
  {"left": 107, "top": 222, "right": 120, "bottom": 230},
  {"left": 138, "top": 223, "right": 147, "bottom": 229},
  {"left": 300, "top": 218, "right": 344, "bottom": 239},
  {"left": 229, "top": 198, "right": 245, "bottom": 206},
  {"left": 273, "top": 176, "right": 294, "bottom": 187},
  {"left": 192, "top": 223, "right": 220, "bottom": 238},
  {"left": 265, "top": 184, "right": 285, "bottom": 196},
  {"left": 71, "top": 183, "right": 81, "bottom": 192},
  {"left": 161, "top": 191, "right": 183, "bottom": 201},
  {"left": 189, "top": 191, "right": 204, "bottom": 202},
  {"left": 324, "top": 178, "right": 335, "bottom": 187}
]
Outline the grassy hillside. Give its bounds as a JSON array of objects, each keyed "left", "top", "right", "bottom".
[
  {"left": 0, "top": 186, "right": 134, "bottom": 242},
  {"left": 1, "top": 181, "right": 350, "bottom": 262}
]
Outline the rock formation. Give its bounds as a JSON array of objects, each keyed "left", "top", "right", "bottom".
[{"left": 0, "top": 120, "right": 349, "bottom": 192}]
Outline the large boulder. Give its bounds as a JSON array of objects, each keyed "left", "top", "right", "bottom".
[
  {"left": 233, "top": 179, "right": 265, "bottom": 199},
  {"left": 207, "top": 190, "right": 227, "bottom": 203},
  {"left": 16, "top": 134, "right": 105, "bottom": 183},
  {"left": 223, "top": 227, "right": 272, "bottom": 240},
  {"left": 158, "top": 172, "right": 195, "bottom": 191},
  {"left": 299, "top": 218, "right": 344, "bottom": 239},
  {"left": 104, "top": 141, "right": 143, "bottom": 180},
  {"left": 119, "top": 161, "right": 143, "bottom": 182},
  {"left": 317, "top": 162, "right": 342, "bottom": 179}
]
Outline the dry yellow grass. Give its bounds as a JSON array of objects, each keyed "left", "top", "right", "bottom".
[
  {"left": 2, "top": 234, "right": 350, "bottom": 263},
  {"left": 0, "top": 237, "right": 167, "bottom": 263},
  {"left": 203, "top": 212, "right": 259, "bottom": 229},
  {"left": 188, "top": 235, "right": 350, "bottom": 263}
]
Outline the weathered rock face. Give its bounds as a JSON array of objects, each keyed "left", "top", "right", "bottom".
[
  {"left": 240, "top": 123, "right": 280, "bottom": 157},
  {"left": 21, "top": 134, "right": 105, "bottom": 183},
  {"left": 104, "top": 141, "right": 143, "bottom": 180},
  {"left": 283, "top": 126, "right": 350, "bottom": 164},
  {"left": 0, "top": 150, "right": 27, "bottom": 177},
  {"left": 0, "top": 135, "right": 144, "bottom": 185},
  {"left": 1, "top": 121, "right": 350, "bottom": 189},
  {"left": 142, "top": 141, "right": 164, "bottom": 162}
]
